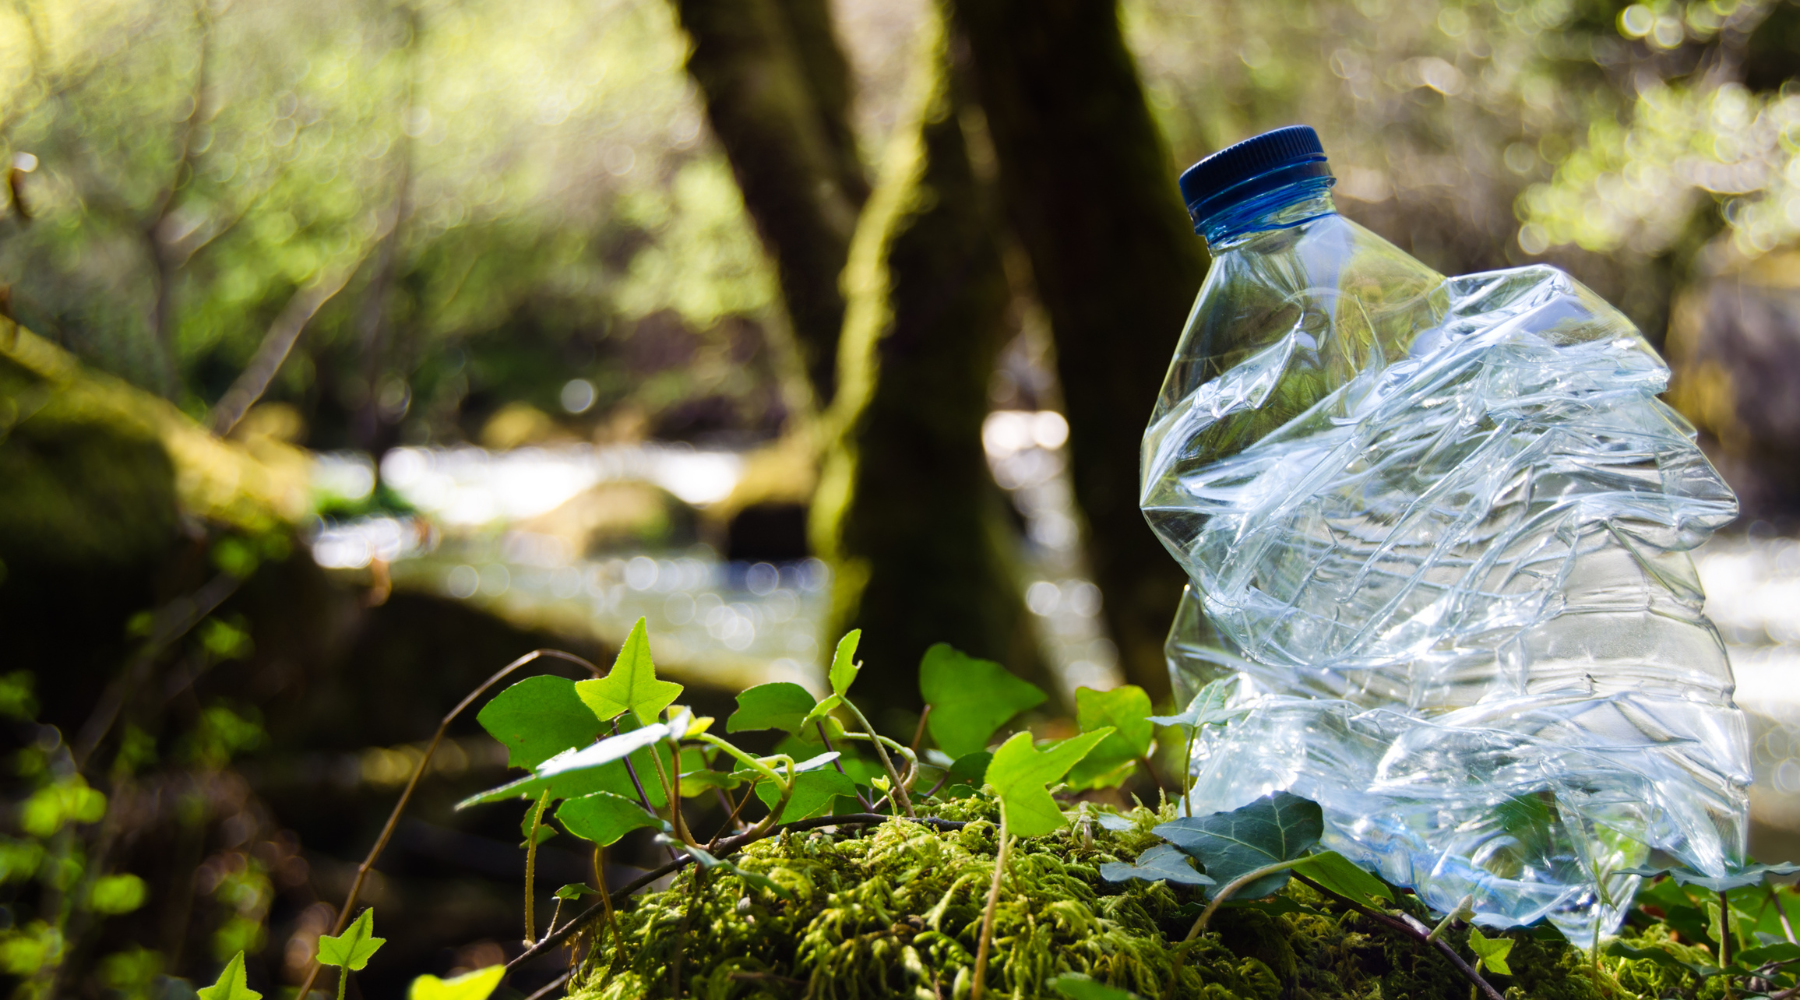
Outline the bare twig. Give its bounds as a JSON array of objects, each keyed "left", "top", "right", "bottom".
[
  {"left": 292, "top": 649, "right": 603, "bottom": 1000},
  {"left": 73, "top": 571, "right": 241, "bottom": 770},
  {"left": 520, "top": 970, "right": 571, "bottom": 1000}
]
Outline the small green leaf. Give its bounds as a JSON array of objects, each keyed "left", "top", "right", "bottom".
[
  {"left": 1049, "top": 972, "right": 1144, "bottom": 1000},
  {"left": 461, "top": 722, "right": 670, "bottom": 807},
  {"left": 197, "top": 951, "right": 261, "bottom": 1000},
  {"left": 1099, "top": 843, "right": 1214, "bottom": 887},
  {"left": 575, "top": 618, "right": 683, "bottom": 725},
  {"left": 986, "top": 729, "right": 1112, "bottom": 837},
  {"left": 920, "top": 645, "right": 1047, "bottom": 758},
  {"left": 316, "top": 908, "right": 385, "bottom": 971},
  {"left": 407, "top": 965, "right": 504, "bottom": 1000},
  {"left": 1154, "top": 792, "right": 1323, "bottom": 899},
  {"left": 1467, "top": 927, "right": 1514, "bottom": 976},
  {"left": 557, "top": 791, "right": 666, "bottom": 846},
  {"left": 1606, "top": 940, "right": 1698, "bottom": 976},
  {"left": 754, "top": 768, "right": 857, "bottom": 822},
  {"left": 727, "top": 683, "right": 817, "bottom": 734},
  {"left": 554, "top": 883, "right": 600, "bottom": 900},
  {"left": 948, "top": 751, "right": 992, "bottom": 786},
  {"left": 1067, "top": 685, "right": 1153, "bottom": 788},
  {"left": 828, "top": 630, "right": 862, "bottom": 696},
  {"left": 1289, "top": 851, "right": 1393, "bottom": 911},
  {"left": 476, "top": 676, "right": 606, "bottom": 770},
  {"left": 1148, "top": 677, "right": 1244, "bottom": 732}
]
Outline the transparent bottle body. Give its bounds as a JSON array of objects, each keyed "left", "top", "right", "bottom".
[{"left": 1142, "top": 187, "right": 1747, "bottom": 940}]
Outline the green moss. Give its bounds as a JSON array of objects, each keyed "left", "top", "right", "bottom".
[{"left": 568, "top": 794, "right": 1615, "bottom": 1000}]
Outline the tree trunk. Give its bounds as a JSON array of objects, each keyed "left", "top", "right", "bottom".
[
  {"left": 671, "top": 0, "right": 869, "bottom": 408},
  {"left": 810, "top": 11, "right": 1041, "bottom": 718},
  {"left": 946, "top": 0, "right": 1207, "bottom": 704}
]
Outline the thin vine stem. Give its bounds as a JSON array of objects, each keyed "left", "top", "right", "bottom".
[
  {"left": 844, "top": 700, "right": 915, "bottom": 817},
  {"left": 292, "top": 649, "right": 603, "bottom": 1000},
  {"left": 970, "top": 811, "right": 1010, "bottom": 1000},
  {"left": 523, "top": 789, "right": 550, "bottom": 943}
]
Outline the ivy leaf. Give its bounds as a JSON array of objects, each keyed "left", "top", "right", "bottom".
[
  {"left": 828, "top": 630, "right": 861, "bottom": 696},
  {"left": 662, "top": 838, "right": 794, "bottom": 900},
  {"left": 678, "top": 768, "right": 744, "bottom": 796},
  {"left": 1289, "top": 851, "right": 1393, "bottom": 912},
  {"left": 407, "top": 966, "right": 504, "bottom": 1000},
  {"left": 755, "top": 768, "right": 857, "bottom": 822},
  {"left": 1148, "top": 677, "right": 1244, "bottom": 732},
  {"left": 1467, "top": 927, "right": 1514, "bottom": 976},
  {"left": 1154, "top": 792, "right": 1322, "bottom": 899},
  {"left": 986, "top": 729, "right": 1112, "bottom": 837},
  {"left": 920, "top": 644, "right": 1048, "bottom": 758},
  {"left": 948, "top": 751, "right": 992, "bottom": 787},
  {"left": 1067, "top": 685, "right": 1153, "bottom": 789},
  {"left": 316, "top": 908, "right": 385, "bottom": 971},
  {"left": 458, "top": 722, "right": 670, "bottom": 807},
  {"left": 1049, "top": 973, "right": 1144, "bottom": 1000},
  {"left": 1619, "top": 861, "right": 1800, "bottom": 892},
  {"left": 1735, "top": 941, "right": 1800, "bottom": 967},
  {"left": 726, "top": 683, "right": 817, "bottom": 734},
  {"left": 476, "top": 675, "right": 605, "bottom": 770},
  {"left": 1606, "top": 940, "right": 1701, "bottom": 977},
  {"left": 197, "top": 951, "right": 261, "bottom": 1000},
  {"left": 554, "top": 883, "right": 600, "bottom": 901},
  {"left": 1099, "top": 843, "right": 1214, "bottom": 887},
  {"left": 556, "top": 790, "right": 667, "bottom": 846},
  {"left": 519, "top": 809, "right": 556, "bottom": 847},
  {"left": 575, "top": 618, "right": 683, "bottom": 725}
]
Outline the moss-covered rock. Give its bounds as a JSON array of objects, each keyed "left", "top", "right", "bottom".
[{"left": 568, "top": 794, "right": 1634, "bottom": 1000}]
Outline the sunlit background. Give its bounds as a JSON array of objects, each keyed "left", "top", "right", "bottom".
[{"left": 3, "top": 0, "right": 1799, "bottom": 994}]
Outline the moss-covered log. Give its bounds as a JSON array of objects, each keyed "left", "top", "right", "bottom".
[
  {"left": 946, "top": 0, "right": 1207, "bottom": 704},
  {"left": 670, "top": 0, "right": 869, "bottom": 407},
  {"left": 809, "top": 12, "right": 1041, "bottom": 718}
]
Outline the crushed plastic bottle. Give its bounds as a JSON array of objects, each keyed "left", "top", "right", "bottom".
[{"left": 1141, "top": 125, "right": 1748, "bottom": 941}]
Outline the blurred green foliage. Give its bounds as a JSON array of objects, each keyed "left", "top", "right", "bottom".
[{"left": 0, "top": 0, "right": 785, "bottom": 447}]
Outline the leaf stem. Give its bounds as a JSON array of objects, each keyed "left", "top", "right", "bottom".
[
  {"left": 1163, "top": 859, "right": 1305, "bottom": 1000},
  {"left": 971, "top": 811, "right": 1010, "bottom": 1000},
  {"left": 336, "top": 969, "right": 347, "bottom": 1000},
  {"left": 843, "top": 700, "right": 915, "bottom": 817},
  {"left": 524, "top": 788, "right": 550, "bottom": 943},
  {"left": 910, "top": 705, "right": 933, "bottom": 757},
  {"left": 695, "top": 732, "right": 785, "bottom": 785},
  {"left": 1181, "top": 728, "right": 1196, "bottom": 817},
  {"left": 816, "top": 723, "right": 872, "bottom": 810},
  {"left": 645, "top": 736, "right": 687, "bottom": 844}
]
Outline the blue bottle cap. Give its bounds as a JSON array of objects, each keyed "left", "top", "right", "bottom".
[{"left": 1178, "top": 125, "right": 1333, "bottom": 232}]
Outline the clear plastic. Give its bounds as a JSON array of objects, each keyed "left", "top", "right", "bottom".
[{"left": 1142, "top": 183, "right": 1748, "bottom": 941}]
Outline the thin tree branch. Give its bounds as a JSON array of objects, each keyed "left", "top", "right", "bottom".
[{"left": 208, "top": 253, "right": 370, "bottom": 436}]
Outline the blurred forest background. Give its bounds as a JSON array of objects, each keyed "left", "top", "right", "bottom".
[{"left": 3, "top": 0, "right": 1800, "bottom": 995}]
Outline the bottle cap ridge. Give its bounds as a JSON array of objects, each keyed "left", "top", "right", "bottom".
[{"left": 1178, "top": 125, "right": 1333, "bottom": 231}]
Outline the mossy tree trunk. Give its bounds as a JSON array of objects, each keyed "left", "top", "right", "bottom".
[
  {"left": 810, "top": 12, "right": 1042, "bottom": 717},
  {"left": 947, "top": 0, "right": 1208, "bottom": 704},
  {"left": 670, "top": 0, "right": 869, "bottom": 407}
]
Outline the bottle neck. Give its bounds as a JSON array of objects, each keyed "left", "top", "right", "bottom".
[{"left": 1200, "top": 177, "right": 1338, "bottom": 251}]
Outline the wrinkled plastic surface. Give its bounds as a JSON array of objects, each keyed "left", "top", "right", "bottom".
[{"left": 1141, "top": 194, "right": 1748, "bottom": 941}]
